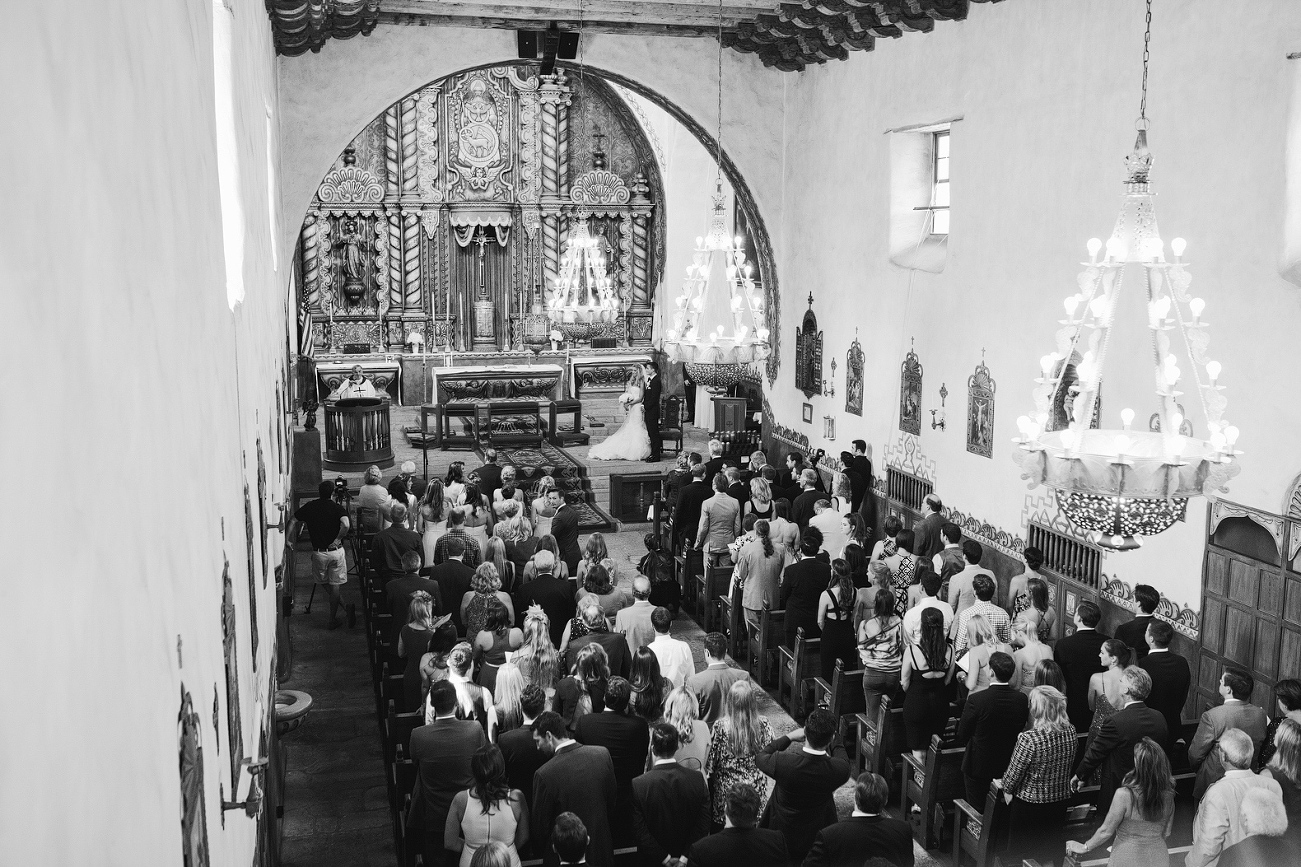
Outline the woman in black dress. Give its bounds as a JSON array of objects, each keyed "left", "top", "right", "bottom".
[
  {"left": 817, "top": 558, "right": 858, "bottom": 680},
  {"left": 779, "top": 527, "right": 831, "bottom": 648},
  {"left": 901, "top": 606, "right": 955, "bottom": 763}
]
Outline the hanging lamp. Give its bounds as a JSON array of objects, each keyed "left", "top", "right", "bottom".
[{"left": 1012, "top": 0, "right": 1240, "bottom": 550}]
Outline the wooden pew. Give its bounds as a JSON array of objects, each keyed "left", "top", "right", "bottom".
[
  {"left": 697, "top": 560, "right": 733, "bottom": 633},
  {"left": 384, "top": 699, "right": 423, "bottom": 767},
  {"left": 902, "top": 732, "right": 966, "bottom": 850},
  {"left": 676, "top": 548, "right": 703, "bottom": 614},
  {"left": 954, "top": 780, "right": 1100, "bottom": 867},
  {"left": 720, "top": 579, "right": 743, "bottom": 662},
  {"left": 778, "top": 628, "right": 822, "bottom": 718},
  {"left": 810, "top": 659, "right": 866, "bottom": 746},
  {"left": 752, "top": 603, "right": 785, "bottom": 687},
  {"left": 1048, "top": 843, "right": 1193, "bottom": 867},
  {"left": 856, "top": 695, "right": 908, "bottom": 786}
]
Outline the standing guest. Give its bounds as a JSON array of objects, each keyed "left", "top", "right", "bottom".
[
  {"left": 575, "top": 677, "right": 650, "bottom": 847},
  {"left": 459, "top": 484, "right": 493, "bottom": 551},
  {"left": 803, "top": 772, "right": 913, "bottom": 867},
  {"left": 554, "top": 643, "right": 609, "bottom": 733},
  {"left": 430, "top": 536, "right": 476, "bottom": 633},
  {"left": 531, "top": 712, "right": 618, "bottom": 867},
  {"left": 704, "top": 680, "right": 776, "bottom": 828},
  {"left": 839, "top": 450, "right": 867, "bottom": 514},
  {"left": 1085, "top": 639, "right": 1135, "bottom": 755},
  {"left": 549, "top": 491, "right": 584, "bottom": 576},
  {"left": 780, "top": 528, "right": 831, "bottom": 647},
  {"left": 887, "top": 530, "right": 918, "bottom": 620},
  {"left": 953, "top": 572, "right": 1011, "bottom": 653},
  {"left": 734, "top": 519, "right": 788, "bottom": 641},
  {"left": 550, "top": 813, "right": 589, "bottom": 867},
  {"left": 1066, "top": 737, "right": 1176, "bottom": 867},
  {"left": 902, "top": 607, "right": 956, "bottom": 764},
  {"left": 371, "top": 501, "right": 422, "bottom": 580},
  {"left": 1071, "top": 667, "right": 1168, "bottom": 814},
  {"left": 290, "top": 480, "right": 354, "bottom": 630},
  {"left": 444, "top": 745, "right": 529, "bottom": 867},
  {"left": 1006, "top": 546, "right": 1046, "bottom": 620},
  {"left": 575, "top": 561, "right": 631, "bottom": 621},
  {"left": 817, "top": 558, "right": 859, "bottom": 680},
  {"left": 1185, "top": 728, "right": 1284, "bottom": 867},
  {"left": 474, "top": 449, "right": 504, "bottom": 503},
  {"left": 1055, "top": 600, "right": 1110, "bottom": 731},
  {"left": 386, "top": 549, "right": 445, "bottom": 644},
  {"left": 703, "top": 439, "right": 728, "bottom": 480},
  {"left": 724, "top": 466, "right": 748, "bottom": 512},
  {"left": 524, "top": 536, "right": 571, "bottom": 583},
  {"left": 901, "top": 570, "right": 954, "bottom": 646},
  {"left": 434, "top": 509, "right": 485, "bottom": 568},
  {"left": 357, "top": 465, "right": 391, "bottom": 527},
  {"left": 575, "top": 533, "right": 616, "bottom": 588},
  {"left": 1012, "top": 576, "right": 1056, "bottom": 643},
  {"left": 1217, "top": 787, "right": 1293, "bottom": 867},
  {"left": 696, "top": 473, "right": 742, "bottom": 566},
  {"left": 562, "top": 599, "right": 630, "bottom": 680},
  {"left": 469, "top": 843, "right": 516, "bottom": 867},
  {"left": 790, "top": 469, "right": 825, "bottom": 531},
  {"left": 632, "top": 723, "right": 712, "bottom": 867},
  {"left": 776, "top": 451, "right": 805, "bottom": 495},
  {"left": 498, "top": 685, "right": 550, "bottom": 807},
  {"left": 386, "top": 476, "right": 417, "bottom": 530},
  {"left": 960, "top": 614, "right": 1013, "bottom": 696},
  {"left": 640, "top": 534, "right": 681, "bottom": 615},
  {"left": 726, "top": 514, "right": 760, "bottom": 570},
  {"left": 443, "top": 642, "right": 497, "bottom": 733},
  {"left": 664, "top": 454, "right": 693, "bottom": 508},
  {"left": 931, "top": 523, "right": 965, "bottom": 578},
  {"left": 492, "top": 663, "right": 527, "bottom": 735},
  {"left": 755, "top": 708, "right": 851, "bottom": 864},
  {"left": 849, "top": 548, "right": 881, "bottom": 623},
  {"left": 1261, "top": 718, "right": 1301, "bottom": 830},
  {"left": 998, "top": 686, "right": 1078, "bottom": 866},
  {"left": 663, "top": 686, "right": 712, "bottom": 774},
  {"left": 674, "top": 464, "right": 712, "bottom": 550},
  {"left": 420, "top": 479, "right": 450, "bottom": 565},
  {"left": 1115, "top": 583, "right": 1161, "bottom": 660},
  {"left": 808, "top": 499, "right": 848, "bottom": 558},
  {"left": 912, "top": 493, "right": 945, "bottom": 563},
  {"left": 686, "top": 632, "right": 752, "bottom": 726},
  {"left": 420, "top": 630, "right": 460, "bottom": 711},
  {"left": 745, "top": 449, "right": 769, "bottom": 484},
  {"left": 1190, "top": 668, "right": 1270, "bottom": 801},
  {"left": 870, "top": 515, "right": 902, "bottom": 563},
  {"left": 614, "top": 576, "right": 658, "bottom": 655},
  {"left": 1258, "top": 679, "right": 1301, "bottom": 769},
  {"left": 744, "top": 476, "right": 775, "bottom": 521},
  {"left": 956, "top": 651, "right": 1029, "bottom": 807},
  {"left": 473, "top": 601, "right": 523, "bottom": 695},
  {"left": 1034, "top": 659, "right": 1067, "bottom": 692},
  {"left": 399, "top": 591, "right": 440, "bottom": 710},
  {"left": 767, "top": 499, "right": 801, "bottom": 554},
  {"left": 445, "top": 463, "right": 468, "bottom": 508},
  {"left": 858, "top": 589, "right": 904, "bottom": 720},
  {"left": 841, "top": 513, "right": 870, "bottom": 557},
  {"left": 513, "top": 551, "right": 576, "bottom": 650},
  {"left": 530, "top": 482, "right": 560, "bottom": 541},
  {"left": 484, "top": 536, "right": 519, "bottom": 596},
  {"left": 829, "top": 471, "right": 854, "bottom": 515},
  {"left": 630, "top": 646, "right": 672, "bottom": 723},
  {"left": 1010, "top": 619, "right": 1054, "bottom": 694},
  {"left": 1139, "top": 619, "right": 1193, "bottom": 753},
  {"left": 685, "top": 782, "right": 789, "bottom": 867},
  {"left": 510, "top": 607, "right": 561, "bottom": 697},
  {"left": 643, "top": 360, "right": 663, "bottom": 462},
  {"left": 410, "top": 681, "right": 488, "bottom": 867},
  {"left": 462, "top": 563, "right": 515, "bottom": 640},
  {"left": 947, "top": 541, "right": 997, "bottom": 626}
]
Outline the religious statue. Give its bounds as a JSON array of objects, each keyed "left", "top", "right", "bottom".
[
  {"left": 330, "top": 365, "right": 379, "bottom": 400},
  {"left": 335, "top": 218, "right": 367, "bottom": 302}
]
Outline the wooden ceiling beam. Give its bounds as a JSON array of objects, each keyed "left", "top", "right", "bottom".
[
  {"left": 383, "top": 0, "right": 773, "bottom": 22},
  {"left": 379, "top": 10, "right": 742, "bottom": 35}
]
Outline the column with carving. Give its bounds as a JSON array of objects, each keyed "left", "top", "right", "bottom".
[
  {"left": 386, "top": 210, "right": 404, "bottom": 349},
  {"left": 400, "top": 97, "right": 419, "bottom": 197},
  {"left": 402, "top": 212, "right": 421, "bottom": 313},
  {"left": 538, "top": 73, "right": 570, "bottom": 299},
  {"left": 627, "top": 173, "right": 654, "bottom": 345},
  {"left": 300, "top": 213, "right": 320, "bottom": 310},
  {"left": 384, "top": 105, "right": 400, "bottom": 194}
]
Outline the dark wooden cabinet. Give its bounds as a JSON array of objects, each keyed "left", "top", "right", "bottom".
[{"left": 609, "top": 472, "right": 665, "bottom": 523}]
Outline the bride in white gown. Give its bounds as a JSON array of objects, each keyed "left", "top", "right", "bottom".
[{"left": 587, "top": 367, "right": 652, "bottom": 461}]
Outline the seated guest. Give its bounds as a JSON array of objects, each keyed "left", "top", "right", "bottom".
[
  {"left": 1258, "top": 679, "right": 1301, "bottom": 770},
  {"left": 575, "top": 561, "right": 631, "bottom": 621},
  {"left": 428, "top": 536, "right": 476, "bottom": 635},
  {"left": 386, "top": 549, "right": 445, "bottom": 644},
  {"left": 614, "top": 576, "right": 658, "bottom": 655},
  {"left": 1138, "top": 619, "right": 1192, "bottom": 753},
  {"left": 575, "top": 533, "right": 616, "bottom": 587},
  {"left": 551, "top": 813, "right": 589, "bottom": 867},
  {"left": 1071, "top": 667, "right": 1167, "bottom": 814},
  {"left": 524, "top": 535, "right": 570, "bottom": 583},
  {"left": 630, "top": 646, "right": 671, "bottom": 723},
  {"left": 1185, "top": 729, "right": 1284, "bottom": 867},
  {"left": 1190, "top": 667, "right": 1269, "bottom": 800},
  {"left": 780, "top": 528, "right": 831, "bottom": 647},
  {"left": 685, "top": 782, "right": 788, "bottom": 867},
  {"left": 513, "top": 550, "right": 576, "bottom": 650},
  {"left": 804, "top": 772, "right": 913, "bottom": 867},
  {"left": 356, "top": 465, "right": 390, "bottom": 526},
  {"left": 562, "top": 598, "right": 630, "bottom": 680},
  {"left": 1115, "top": 583, "right": 1161, "bottom": 660},
  {"left": 410, "top": 681, "right": 488, "bottom": 867},
  {"left": 647, "top": 606, "right": 695, "bottom": 689},
  {"left": 754, "top": 707, "right": 851, "bottom": 864},
  {"left": 686, "top": 632, "right": 752, "bottom": 726},
  {"left": 498, "top": 685, "right": 549, "bottom": 808},
  {"left": 902, "top": 607, "right": 956, "bottom": 764},
  {"left": 531, "top": 712, "right": 618, "bottom": 867},
  {"left": 434, "top": 508, "right": 484, "bottom": 568},
  {"left": 953, "top": 570, "right": 1010, "bottom": 653},
  {"left": 575, "top": 677, "right": 650, "bottom": 847},
  {"left": 555, "top": 643, "right": 610, "bottom": 733},
  {"left": 372, "top": 501, "right": 422, "bottom": 579},
  {"left": 1066, "top": 736, "right": 1176, "bottom": 865},
  {"left": 999, "top": 686, "right": 1078, "bottom": 866},
  {"left": 1260, "top": 718, "right": 1301, "bottom": 834},
  {"left": 462, "top": 562, "right": 516, "bottom": 640},
  {"left": 956, "top": 651, "right": 1029, "bottom": 808},
  {"left": 1217, "top": 786, "right": 1293, "bottom": 867},
  {"left": 444, "top": 744, "right": 529, "bottom": 867},
  {"left": 1054, "top": 600, "right": 1110, "bottom": 731},
  {"left": 632, "top": 723, "right": 711, "bottom": 867}
]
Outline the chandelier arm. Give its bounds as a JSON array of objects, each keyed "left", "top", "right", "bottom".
[
  {"left": 1141, "top": 262, "right": 1180, "bottom": 442},
  {"left": 1069, "top": 264, "right": 1121, "bottom": 439},
  {"left": 1165, "top": 263, "right": 1219, "bottom": 434}
]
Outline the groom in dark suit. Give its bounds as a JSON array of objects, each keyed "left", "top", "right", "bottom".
[
  {"left": 550, "top": 490, "right": 584, "bottom": 575},
  {"left": 643, "top": 362, "right": 662, "bottom": 462}
]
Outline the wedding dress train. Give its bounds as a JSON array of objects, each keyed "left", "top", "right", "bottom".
[{"left": 587, "top": 386, "right": 652, "bottom": 461}]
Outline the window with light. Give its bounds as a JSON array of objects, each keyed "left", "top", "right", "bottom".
[{"left": 931, "top": 129, "right": 950, "bottom": 235}]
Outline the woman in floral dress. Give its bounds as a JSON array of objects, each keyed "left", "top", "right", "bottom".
[{"left": 704, "top": 679, "right": 774, "bottom": 829}]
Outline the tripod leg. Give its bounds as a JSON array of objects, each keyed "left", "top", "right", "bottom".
[{"left": 306, "top": 583, "right": 316, "bottom": 614}]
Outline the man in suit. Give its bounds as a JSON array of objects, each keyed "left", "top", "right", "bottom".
[
  {"left": 532, "top": 711, "right": 618, "bottom": 867},
  {"left": 552, "top": 812, "right": 590, "bottom": 867},
  {"left": 1071, "top": 667, "right": 1167, "bottom": 813},
  {"left": 674, "top": 464, "right": 712, "bottom": 550},
  {"left": 1186, "top": 729, "right": 1285, "bottom": 867},
  {"left": 704, "top": 438, "right": 729, "bottom": 480},
  {"left": 632, "top": 723, "right": 711, "bottom": 867},
  {"left": 409, "top": 681, "right": 487, "bottom": 866},
  {"left": 685, "top": 783, "right": 789, "bottom": 867},
  {"left": 755, "top": 707, "right": 851, "bottom": 863},
  {"left": 1189, "top": 667, "right": 1269, "bottom": 800},
  {"left": 912, "top": 493, "right": 945, "bottom": 563},
  {"left": 956, "top": 652, "right": 1030, "bottom": 807},
  {"left": 1138, "top": 619, "right": 1192, "bottom": 754},
  {"left": 851, "top": 440, "right": 876, "bottom": 531},
  {"left": 499, "top": 685, "right": 549, "bottom": 809},
  {"left": 574, "top": 677, "right": 650, "bottom": 846},
  {"left": 790, "top": 469, "right": 825, "bottom": 531},
  {"left": 426, "top": 536, "right": 475, "bottom": 634},
  {"left": 1115, "top": 583, "right": 1160, "bottom": 660},
  {"left": 550, "top": 491, "right": 584, "bottom": 575},
  {"left": 515, "top": 550, "right": 576, "bottom": 648},
  {"left": 839, "top": 451, "right": 866, "bottom": 514},
  {"left": 473, "top": 448, "right": 504, "bottom": 504},
  {"left": 370, "top": 501, "right": 422, "bottom": 580},
  {"left": 804, "top": 772, "right": 914, "bottom": 867},
  {"left": 780, "top": 529, "right": 832, "bottom": 648},
  {"left": 1054, "top": 600, "right": 1110, "bottom": 731},
  {"left": 773, "top": 452, "right": 805, "bottom": 501},
  {"left": 643, "top": 362, "right": 663, "bottom": 462},
  {"left": 565, "top": 604, "right": 631, "bottom": 679},
  {"left": 615, "top": 576, "right": 658, "bottom": 655},
  {"left": 686, "top": 632, "right": 751, "bottom": 725},
  {"left": 385, "top": 550, "right": 445, "bottom": 645},
  {"left": 696, "top": 472, "right": 742, "bottom": 565},
  {"left": 725, "top": 466, "right": 749, "bottom": 511}
]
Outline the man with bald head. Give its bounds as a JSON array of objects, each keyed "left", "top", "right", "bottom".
[{"left": 615, "top": 576, "right": 657, "bottom": 654}]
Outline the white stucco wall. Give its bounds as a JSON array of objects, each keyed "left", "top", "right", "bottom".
[
  {"left": 1, "top": 1, "right": 287, "bottom": 863},
  {"left": 772, "top": 0, "right": 1301, "bottom": 609}
]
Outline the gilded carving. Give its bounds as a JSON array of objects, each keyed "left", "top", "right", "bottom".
[
  {"left": 384, "top": 105, "right": 400, "bottom": 192},
  {"left": 374, "top": 216, "right": 392, "bottom": 317},
  {"left": 300, "top": 214, "right": 319, "bottom": 309},
  {"left": 403, "top": 213, "right": 422, "bottom": 311}
]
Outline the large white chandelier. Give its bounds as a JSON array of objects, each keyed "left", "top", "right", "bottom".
[{"left": 547, "top": 213, "right": 620, "bottom": 339}]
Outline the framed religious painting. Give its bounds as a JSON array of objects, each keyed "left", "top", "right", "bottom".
[
  {"left": 178, "top": 687, "right": 211, "bottom": 867},
  {"left": 802, "top": 402, "right": 814, "bottom": 424},
  {"left": 845, "top": 332, "right": 864, "bottom": 417},
  {"left": 899, "top": 338, "right": 923, "bottom": 435},
  {"left": 221, "top": 559, "right": 244, "bottom": 791},
  {"left": 966, "top": 353, "right": 996, "bottom": 458},
  {"left": 795, "top": 294, "right": 823, "bottom": 399}
]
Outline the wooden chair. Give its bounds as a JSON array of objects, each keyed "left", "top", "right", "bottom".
[
  {"left": 955, "top": 778, "right": 1102, "bottom": 867},
  {"left": 810, "top": 659, "right": 865, "bottom": 745},
  {"left": 486, "top": 401, "right": 543, "bottom": 448},
  {"left": 383, "top": 699, "right": 423, "bottom": 767},
  {"left": 439, "top": 401, "right": 480, "bottom": 450},
  {"left": 659, "top": 396, "right": 684, "bottom": 456},
  {"left": 548, "top": 399, "right": 589, "bottom": 446},
  {"left": 901, "top": 732, "right": 966, "bottom": 850},
  {"left": 778, "top": 628, "right": 822, "bottom": 718},
  {"left": 753, "top": 604, "right": 786, "bottom": 687},
  {"left": 855, "top": 695, "right": 907, "bottom": 782}
]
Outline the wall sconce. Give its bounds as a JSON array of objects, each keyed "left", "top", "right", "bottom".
[
  {"left": 266, "top": 502, "right": 286, "bottom": 532},
  {"left": 822, "top": 357, "right": 837, "bottom": 398},
  {"left": 930, "top": 383, "right": 948, "bottom": 430},
  {"left": 222, "top": 756, "right": 269, "bottom": 820}
]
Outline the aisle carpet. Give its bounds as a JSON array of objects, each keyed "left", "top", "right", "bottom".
[{"left": 470, "top": 442, "right": 616, "bottom": 531}]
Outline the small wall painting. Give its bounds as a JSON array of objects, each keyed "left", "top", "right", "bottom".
[
  {"left": 802, "top": 402, "right": 814, "bottom": 424},
  {"left": 966, "top": 352, "right": 996, "bottom": 458},
  {"left": 899, "top": 338, "right": 923, "bottom": 435},
  {"left": 845, "top": 332, "right": 864, "bottom": 417}
]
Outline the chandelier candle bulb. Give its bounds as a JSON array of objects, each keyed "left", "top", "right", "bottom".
[
  {"left": 1171, "top": 237, "right": 1187, "bottom": 259},
  {"left": 1121, "top": 407, "right": 1135, "bottom": 430},
  {"left": 1087, "top": 237, "right": 1103, "bottom": 263},
  {"left": 1206, "top": 360, "right": 1221, "bottom": 386},
  {"left": 1189, "top": 297, "right": 1205, "bottom": 325}
]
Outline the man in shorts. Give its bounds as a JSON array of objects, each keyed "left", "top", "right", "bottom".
[{"left": 291, "top": 479, "right": 355, "bottom": 629}]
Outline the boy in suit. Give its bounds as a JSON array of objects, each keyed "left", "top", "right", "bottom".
[
  {"left": 685, "top": 783, "right": 788, "bottom": 867},
  {"left": 956, "top": 651, "right": 1030, "bottom": 807},
  {"left": 631, "top": 723, "right": 711, "bottom": 867}
]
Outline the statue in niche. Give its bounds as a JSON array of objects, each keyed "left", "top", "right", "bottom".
[{"left": 335, "top": 217, "right": 368, "bottom": 302}]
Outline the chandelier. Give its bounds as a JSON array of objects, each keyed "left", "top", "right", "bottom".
[
  {"left": 546, "top": 213, "right": 620, "bottom": 341},
  {"left": 1011, "top": 3, "right": 1240, "bottom": 551}
]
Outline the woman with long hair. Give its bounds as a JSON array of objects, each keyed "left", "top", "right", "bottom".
[
  {"left": 661, "top": 685, "right": 711, "bottom": 774},
  {"left": 1001, "top": 686, "right": 1079, "bottom": 865},
  {"left": 493, "top": 506, "right": 537, "bottom": 583},
  {"left": 1085, "top": 639, "right": 1134, "bottom": 752},
  {"left": 843, "top": 541, "right": 870, "bottom": 587},
  {"left": 386, "top": 476, "right": 416, "bottom": 530},
  {"left": 768, "top": 498, "right": 801, "bottom": 553},
  {"left": 419, "top": 478, "right": 449, "bottom": 565},
  {"left": 961, "top": 613, "right": 1014, "bottom": 695},
  {"left": 575, "top": 561, "right": 630, "bottom": 620},
  {"left": 1010, "top": 619, "right": 1054, "bottom": 694},
  {"left": 817, "top": 558, "right": 859, "bottom": 680},
  {"left": 630, "top": 646, "right": 671, "bottom": 722},
  {"left": 902, "top": 606, "right": 955, "bottom": 763},
  {"left": 858, "top": 588, "right": 903, "bottom": 720},
  {"left": 841, "top": 513, "right": 869, "bottom": 558},
  {"left": 704, "top": 679, "right": 775, "bottom": 828},
  {"left": 445, "top": 462, "right": 467, "bottom": 507},
  {"left": 530, "top": 477, "right": 559, "bottom": 540},
  {"left": 1066, "top": 737, "right": 1174, "bottom": 865},
  {"left": 398, "top": 591, "right": 437, "bottom": 711},
  {"left": 745, "top": 477, "right": 774, "bottom": 521},
  {"left": 1013, "top": 575, "right": 1056, "bottom": 642},
  {"left": 462, "top": 563, "right": 515, "bottom": 640},
  {"left": 483, "top": 536, "right": 517, "bottom": 595},
  {"left": 445, "top": 745, "right": 529, "bottom": 867},
  {"left": 434, "top": 642, "right": 496, "bottom": 734},
  {"left": 830, "top": 471, "right": 853, "bottom": 515},
  {"left": 460, "top": 482, "right": 493, "bottom": 548},
  {"left": 888, "top": 529, "right": 918, "bottom": 619},
  {"left": 555, "top": 642, "right": 609, "bottom": 732},
  {"left": 1259, "top": 679, "right": 1301, "bottom": 770},
  {"left": 491, "top": 663, "right": 527, "bottom": 736},
  {"left": 509, "top": 606, "right": 560, "bottom": 697},
  {"left": 587, "top": 365, "right": 652, "bottom": 461},
  {"left": 1006, "top": 546, "right": 1046, "bottom": 619},
  {"left": 1262, "top": 717, "right": 1301, "bottom": 824},
  {"left": 467, "top": 842, "right": 516, "bottom": 867},
  {"left": 473, "top": 599, "right": 523, "bottom": 694},
  {"left": 1033, "top": 659, "right": 1066, "bottom": 693},
  {"left": 735, "top": 518, "right": 788, "bottom": 641},
  {"left": 524, "top": 534, "right": 570, "bottom": 581}
]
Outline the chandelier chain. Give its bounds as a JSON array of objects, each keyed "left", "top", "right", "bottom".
[
  {"left": 1139, "top": 0, "right": 1152, "bottom": 122},
  {"left": 715, "top": 0, "right": 723, "bottom": 184}
]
